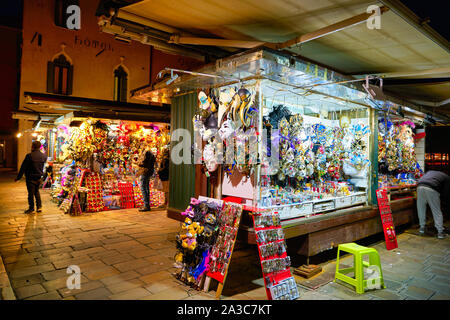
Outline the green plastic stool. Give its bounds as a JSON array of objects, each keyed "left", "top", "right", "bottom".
[{"left": 334, "top": 243, "right": 386, "bottom": 294}]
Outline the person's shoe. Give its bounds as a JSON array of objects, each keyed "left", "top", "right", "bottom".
[
  {"left": 24, "top": 208, "right": 34, "bottom": 214},
  {"left": 138, "top": 207, "right": 151, "bottom": 212},
  {"left": 36, "top": 207, "right": 42, "bottom": 213},
  {"left": 419, "top": 227, "right": 425, "bottom": 235},
  {"left": 437, "top": 232, "right": 447, "bottom": 239}
]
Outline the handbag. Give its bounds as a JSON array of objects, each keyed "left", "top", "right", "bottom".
[{"left": 153, "top": 175, "right": 163, "bottom": 190}]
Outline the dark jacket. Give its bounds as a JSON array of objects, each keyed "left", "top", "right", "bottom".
[
  {"left": 137, "top": 150, "right": 155, "bottom": 176},
  {"left": 418, "top": 170, "right": 450, "bottom": 197},
  {"left": 158, "top": 155, "right": 169, "bottom": 181},
  {"left": 16, "top": 150, "right": 47, "bottom": 181}
]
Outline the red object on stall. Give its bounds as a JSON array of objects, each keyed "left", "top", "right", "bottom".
[
  {"left": 118, "top": 182, "right": 136, "bottom": 209},
  {"left": 251, "top": 211, "right": 296, "bottom": 300},
  {"left": 376, "top": 188, "right": 398, "bottom": 250}
]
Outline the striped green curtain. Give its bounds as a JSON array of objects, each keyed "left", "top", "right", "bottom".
[{"left": 168, "top": 93, "right": 197, "bottom": 211}]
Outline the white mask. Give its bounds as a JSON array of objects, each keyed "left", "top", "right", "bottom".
[{"left": 218, "top": 119, "right": 235, "bottom": 141}]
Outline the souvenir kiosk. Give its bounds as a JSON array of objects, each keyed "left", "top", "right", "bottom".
[
  {"left": 132, "top": 48, "right": 419, "bottom": 258},
  {"left": 47, "top": 115, "right": 170, "bottom": 215}
]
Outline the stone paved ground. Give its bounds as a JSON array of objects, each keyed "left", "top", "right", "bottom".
[{"left": 0, "top": 168, "right": 449, "bottom": 300}]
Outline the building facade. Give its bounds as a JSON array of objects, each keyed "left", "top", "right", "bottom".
[{"left": 16, "top": 0, "right": 202, "bottom": 168}]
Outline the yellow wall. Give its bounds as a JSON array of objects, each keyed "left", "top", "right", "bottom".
[{"left": 18, "top": 0, "right": 151, "bottom": 167}]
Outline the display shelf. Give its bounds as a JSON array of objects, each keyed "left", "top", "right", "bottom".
[
  {"left": 384, "top": 184, "right": 416, "bottom": 202},
  {"left": 253, "top": 192, "right": 367, "bottom": 220}
]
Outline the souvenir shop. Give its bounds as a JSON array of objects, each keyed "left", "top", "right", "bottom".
[
  {"left": 45, "top": 116, "right": 170, "bottom": 215},
  {"left": 132, "top": 48, "right": 425, "bottom": 299}
]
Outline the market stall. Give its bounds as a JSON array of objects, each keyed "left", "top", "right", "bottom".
[
  {"left": 48, "top": 117, "right": 170, "bottom": 215},
  {"left": 132, "top": 48, "right": 423, "bottom": 258}
]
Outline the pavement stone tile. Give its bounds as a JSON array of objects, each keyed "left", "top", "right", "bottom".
[
  {"left": 15, "top": 283, "right": 47, "bottom": 299},
  {"left": 109, "top": 287, "right": 152, "bottom": 300},
  {"left": 9, "top": 263, "right": 55, "bottom": 279},
  {"left": 139, "top": 270, "right": 172, "bottom": 284},
  {"left": 84, "top": 266, "right": 120, "bottom": 281},
  {"left": 42, "top": 268, "right": 72, "bottom": 281},
  {"left": 100, "top": 253, "right": 136, "bottom": 265},
  {"left": 103, "top": 240, "right": 143, "bottom": 251},
  {"left": 128, "top": 248, "right": 158, "bottom": 259},
  {"left": 409, "top": 278, "right": 450, "bottom": 295},
  {"left": 144, "top": 279, "right": 179, "bottom": 294},
  {"left": 42, "top": 274, "right": 89, "bottom": 291},
  {"left": 5, "top": 258, "right": 37, "bottom": 270},
  {"left": 426, "top": 266, "right": 450, "bottom": 278},
  {"left": 141, "top": 286, "right": 190, "bottom": 300},
  {"left": 58, "top": 280, "right": 104, "bottom": 298},
  {"left": 113, "top": 258, "right": 150, "bottom": 272},
  {"left": 366, "top": 289, "right": 405, "bottom": 300},
  {"left": 430, "top": 293, "right": 450, "bottom": 300},
  {"left": 52, "top": 255, "right": 93, "bottom": 270},
  {"left": 40, "top": 247, "right": 74, "bottom": 257},
  {"left": 10, "top": 273, "right": 45, "bottom": 288},
  {"left": 106, "top": 278, "right": 145, "bottom": 294},
  {"left": 3, "top": 252, "right": 42, "bottom": 264},
  {"left": 402, "top": 285, "right": 435, "bottom": 300},
  {"left": 99, "top": 270, "right": 140, "bottom": 286},
  {"left": 25, "top": 290, "right": 62, "bottom": 300},
  {"left": 71, "top": 241, "right": 104, "bottom": 251},
  {"left": 71, "top": 246, "right": 107, "bottom": 257},
  {"left": 100, "top": 236, "right": 133, "bottom": 245},
  {"left": 74, "top": 287, "right": 112, "bottom": 300},
  {"left": 382, "top": 279, "right": 404, "bottom": 291},
  {"left": 35, "top": 253, "right": 72, "bottom": 265}
]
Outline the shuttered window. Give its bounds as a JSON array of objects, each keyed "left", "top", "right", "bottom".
[{"left": 47, "top": 54, "right": 73, "bottom": 95}]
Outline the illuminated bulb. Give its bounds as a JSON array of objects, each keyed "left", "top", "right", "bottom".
[
  {"left": 31, "top": 133, "right": 38, "bottom": 137},
  {"left": 16, "top": 133, "right": 22, "bottom": 138}
]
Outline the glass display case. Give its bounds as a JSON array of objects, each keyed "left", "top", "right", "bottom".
[
  {"left": 185, "top": 49, "right": 376, "bottom": 221},
  {"left": 255, "top": 79, "right": 372, "bottom": 220}
]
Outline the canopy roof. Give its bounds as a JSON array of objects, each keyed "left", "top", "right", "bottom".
[{"left": 104, "top": 0, "right": 450, "bottom": 121}]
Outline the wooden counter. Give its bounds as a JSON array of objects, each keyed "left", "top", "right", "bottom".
[{"left": 237, "top": 197, "right": 416, "bottom": 257}]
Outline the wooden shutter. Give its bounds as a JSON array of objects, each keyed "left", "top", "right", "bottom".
[
  {"left": 46, "top": 61, "right": 54, "bottom": 93},
  {"left": 67, "top": 64, "right": 73, "bottom": 95},
  {"left": 120, "top": 76, "right": 127, "bottom": 102}
]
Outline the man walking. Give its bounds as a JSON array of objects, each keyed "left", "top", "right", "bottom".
[
  {"left": 15, "top": 141, "right": 47, "bottom": 214},
  {"left": 416, "top": 170, "right": 450, "bottom": 239},
  {"left": 137, "top": 148, "right": 156, "bottom": 212}
]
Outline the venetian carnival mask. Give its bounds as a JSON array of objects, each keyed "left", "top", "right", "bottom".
[
  {"left": 218, "top": 119, "right": 235, "bottom": 141},
  {"left": 198, "top": 91, "right": 210, "bottom": 110},
  {"left": 279, "top": 118, "right": 290, "bottom": 137}
]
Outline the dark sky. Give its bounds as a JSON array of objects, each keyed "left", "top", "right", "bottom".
[
  {"left": 399, "top": 0, "right": 450, "bottom": 41},
  {"left": 0, "top": 0, "right": 22, "bottom": 28}
]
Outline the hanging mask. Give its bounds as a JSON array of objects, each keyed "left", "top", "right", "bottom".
[
  {"left": 279, "top": 118, "right": 290, "bottom": 137},
  {"left": 204, "top": 112, "right": 218, "bottom": 130},
  {"left": 218, "top": 119, "right": 236, "bottom": 141},
  {"left": 198, "top": 91, "right": 210, "bottom": 110},
  {"left": 202, "top": 129, "right": 217, "bottom": 142}
]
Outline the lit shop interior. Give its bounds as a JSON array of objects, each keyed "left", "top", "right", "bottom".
[
  {"left": 30, "top": 116, "right": 170, "bottom": 215},
  {"left": 133, "top": 48, "right": 427, "bottom": 259}
]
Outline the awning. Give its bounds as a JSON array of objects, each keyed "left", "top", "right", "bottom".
[
  {"left": 98, "top": 0, "right": 450, "bottom": 120},
  {"left": 20, "top": 92, "right": 171, "bottom": 124}
]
